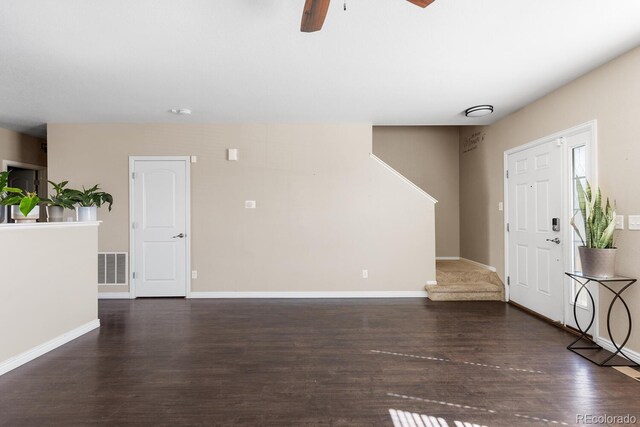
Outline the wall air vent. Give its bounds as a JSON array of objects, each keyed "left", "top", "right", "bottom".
[{"left": 98, "top": 252, "right": 128, "bottom": 285}]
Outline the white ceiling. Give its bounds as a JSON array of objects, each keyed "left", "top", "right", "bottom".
[{"left": 1, "top": 0, "right": 640, "bottom": 137}]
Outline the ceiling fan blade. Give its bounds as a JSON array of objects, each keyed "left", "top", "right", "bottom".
[
  {"left": 301, "top": 0, "right": 331, "bottom": 32},
  {"left": 406, "top": 0, "right": 435, "bottom": 8}
]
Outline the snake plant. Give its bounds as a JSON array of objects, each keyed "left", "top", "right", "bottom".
[{"left": 571, "top": 180, "right": 616, "bottom": 249}]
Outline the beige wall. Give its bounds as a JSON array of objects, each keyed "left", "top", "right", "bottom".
[
  {"left": 0, "top": 223, "right": 98, "bottom": 369},
  {"left": 373, "top": 126, "right": 460, "bottom": 257},
  {"left": 48, "top": 124, "right": 436, "bottom": 294},
  {"left": 0, "top": 127, "right": 47, "bottom": 168},
  {"left": 459, "top": 46, "right": 640, "bottom": 352}
]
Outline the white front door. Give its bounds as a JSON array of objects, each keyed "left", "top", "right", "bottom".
[
  {"left": 507, "top": 140, "right": 564, "bottom": 321},
  {"left": 132, "top": 158, "right": 189, "bottom": 297}
]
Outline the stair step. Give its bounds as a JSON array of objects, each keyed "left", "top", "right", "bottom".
[
  {"left": 425, "top": 290, "right": 503, "bottom": 301},
  {"left": 436, "top": 271, "right": 497, "bottom": 283},
  {"left": 427, "top": 282, "right": 501, "bottom": 293},
  {"left": 430, "top": 259, "right": 505, "bottom": 302}
]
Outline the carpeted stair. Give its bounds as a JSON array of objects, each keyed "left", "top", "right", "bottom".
[{"left": 425, "top": 259, "right": 505, "bottom": 301}]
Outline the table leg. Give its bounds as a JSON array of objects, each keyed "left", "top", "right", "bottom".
[
  {"left": 567, "top": 278, "right": 598, "bottom": 350},
  {"left": 601, "top": 280, "right": 638, "bottom": 367}
]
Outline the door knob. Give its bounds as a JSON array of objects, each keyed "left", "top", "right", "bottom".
[
  {"left": 546, "top": 238, "right": 561, "bottom": 244},
  {"left": 172, "top": 233, "right": 185, "bottom": 239}
]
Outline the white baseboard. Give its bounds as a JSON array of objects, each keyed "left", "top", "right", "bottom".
[
  {"left": 98, "top": 292, "right": 131, "bottom": 299},
  {"left": 189, "top": 291, "right": 428, "bottom": 299},
  {"left": 460, "top": 257, "right": 497, "bottom": 272},
  {"left": 436, "top": 257, "right": 460, "bottom": 261},
  {"left": 596, "top": 336, "right": 640, "bottom": 365},
  {"left": 0, "top": 319, "right": 100, "bottom": 377}
]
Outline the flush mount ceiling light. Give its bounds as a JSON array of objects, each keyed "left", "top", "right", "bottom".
[
  {"left": 464, "top": 105, "right": 494, "bottom": 118},
  {"left": 169, "top": 108, "right": 192, "bottom": 115}
]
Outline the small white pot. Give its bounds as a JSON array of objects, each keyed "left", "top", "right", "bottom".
[
  {"left": 11, "top": 205, "right": 40, "bottom": 223},
  {"left": 76, "top": 206, "right": 97, "bottom": 222},
  {"left": 46, "top": 205, "right": 65, "bottom": 222}
]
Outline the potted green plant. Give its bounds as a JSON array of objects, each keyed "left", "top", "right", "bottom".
[
  {"left": 43, "top": 180, "right": 77, "bottom": 222},
  {"left": 0, "top": 180, "right": 41, "bottom": 223},
  {"left": 70, "top": 184, "right": 113, "bottom": 222},
  {"left": 0, "top": 171, "right": 9, "bottom": 223},
  {"left": 570, "top": 180, "right": 617, "bottom": 278}
]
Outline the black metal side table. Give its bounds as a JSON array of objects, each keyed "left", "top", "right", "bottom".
[{"left": 565, "top": 272, "right": 638, "bottom": 367}]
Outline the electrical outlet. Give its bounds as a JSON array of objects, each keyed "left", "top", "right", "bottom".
[
  {"left": 498, "top": 202, "right": 503, "bottom": 212},
  {"left": 362, "top": 269, "right": 368, "bottom": 279},
  {"left": 629, "top": 215, "right": 640, "bottom": 230},
  {"left": 615, "top": 215, "right": 625, "bottom": 230},
  {"left": 245, "top": 200, "right": 256, "bottom": 209},
  {"left": 191, "top": 270, "right": 198, "bottom": 279}
]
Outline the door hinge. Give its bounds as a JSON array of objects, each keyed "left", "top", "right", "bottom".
[
  {"left": 132, "top": 222, "right": 136, "bottom": 229},
  {"left": 131, "top": 172, "right": 136, "bottom": 179},
  {"left": 507, "top": 276, "right": 510, "bottom": 286},
  {"left": 506, "top": 223, "right": 510, "bottom": 232},
  {"left": 506, "top": 170, "right": 509, "bottom": 179},
  {"left": 132, "top": 272, "right": 136, "bottom": 279}
]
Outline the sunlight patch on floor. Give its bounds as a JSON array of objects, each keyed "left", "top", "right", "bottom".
[
  {"left": 387, "top": 393, "right": 496, "bottom": 414},
  {"left": 389, "top": 409, "right": 487, "bottom": 427},
  {"left": 371, "top": 349, "right": 545, "bottom": 374}
]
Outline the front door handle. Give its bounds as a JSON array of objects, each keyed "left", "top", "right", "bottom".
[
  {"left": 546, "top": 238, "right": 561, "bottom": 244},
  {"left": 172, "top": 233, "right": 185, "bottom": 239}
]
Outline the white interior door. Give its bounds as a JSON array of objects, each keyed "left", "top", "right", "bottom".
[
  {"left": 132, "top": 158, "right": 189, "bottom": 297},
  {"left": 507, "top": 140, "right": 564, "bottom": 322}
]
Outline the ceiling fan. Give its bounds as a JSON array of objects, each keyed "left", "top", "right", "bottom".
[{"left": 301, "top": 0, "right": 435, "bottom": 32}]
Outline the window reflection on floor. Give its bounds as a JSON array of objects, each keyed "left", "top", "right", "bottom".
[{"left": 389, "top": 409, "right": 487, "bottom": 427}]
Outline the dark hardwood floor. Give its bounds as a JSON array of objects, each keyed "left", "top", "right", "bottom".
[{"left": 0, "top": 299, "right": 638, "bottom": 426}]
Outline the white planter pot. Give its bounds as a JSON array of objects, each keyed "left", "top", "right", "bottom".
[
  {"left": 11, "top": 205, "right": 40, "bottom": 223},
  {"left": 46, "top": 205, "right": 65, "bottom": 222},
  {"left": 76, "top": 206, "right": 97, "bottom": 222}
]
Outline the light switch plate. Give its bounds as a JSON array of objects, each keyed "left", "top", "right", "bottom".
[
  {"left": 628, "top": 215, "right": 640, "bottom": 230},
  {"left": 245, "top": 200, "right": 256, "bottom": 209},
  {"left": 498, "top": 202, "right": 503, "bottom": 212},
  {"left": 191, "top": 270, "right": 198, "bottom": 279},
  {"left": 615, "top": 215, "right": 625, "bottom": 230}
]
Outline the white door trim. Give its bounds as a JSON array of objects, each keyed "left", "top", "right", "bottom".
[
  {"left": 128, "top": 156, "right": 192, "bottom": 299},
  {"left": 503, "top": 120, "right": 597, "bottom": 328}
]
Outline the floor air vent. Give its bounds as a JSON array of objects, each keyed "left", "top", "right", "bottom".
[{"left": 98, "top": 253, "right": 128, "bottom": 285}]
